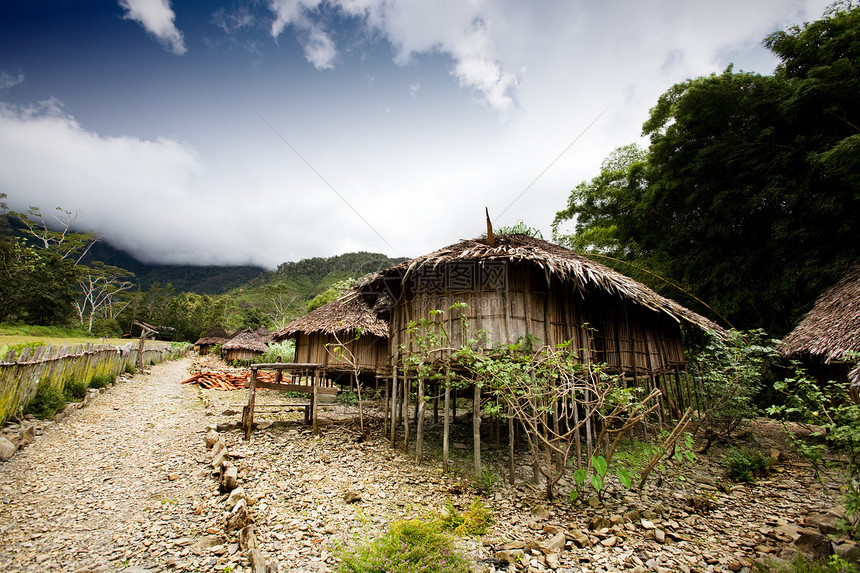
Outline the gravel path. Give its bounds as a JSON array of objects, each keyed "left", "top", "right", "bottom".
[{"left": 0, "top": 356, "right": 212, "bottom": 573}]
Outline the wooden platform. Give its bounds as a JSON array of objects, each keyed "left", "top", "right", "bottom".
[{"left": 241, "top": 363, "right": 334, "bottom": 440}]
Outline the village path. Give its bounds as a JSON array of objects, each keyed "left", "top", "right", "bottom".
[{"left": 0, "top": 356, "right": 215, "bottom": 573}]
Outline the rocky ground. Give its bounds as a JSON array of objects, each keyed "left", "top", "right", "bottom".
[{"left": 0, "top": 355, "right": 857, "bottom": 573}]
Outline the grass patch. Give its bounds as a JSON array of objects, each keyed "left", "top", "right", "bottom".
[
  {"left": 335, "top": 519, "right": 471, "bottom": 573},
  {"left": 437, "top": 499, "right": 491, "bottom": 536},
  {"left": 89, "top": 374, "right": 115, "bottom": 389},
  {"left": 25, "top": 381, "right": 67, "bottom": 419},
  {"left": 63, "top": 378, "right": 88, "bottom": 401},
  {"left": 724, "top": 447, "right": 772, "bottom": 482},
  {"left": 754, "top": 554, "right": 858, "bottom": 572}
]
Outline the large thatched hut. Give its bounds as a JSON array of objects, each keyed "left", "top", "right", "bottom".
[
  {"left": 780, "top": 262, "right": 860, "bottom": 386},
  {"left": 194, "top": 324, "right": 231, "bottom": 355},
  {"left": 222, "top": 328, "right": 267, "bottom": 363},
  {"left": 272, "top": 291, "right": 390, "bottom": 379},
  {"left": 361, "top": 234, "right": 720, "bottom": 379}
]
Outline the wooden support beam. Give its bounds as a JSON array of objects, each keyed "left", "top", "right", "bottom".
[
  {"left": 443, "top": 369, "right": 451, "bottom": 470},
  {"left": 416, "top": 372, "right": 425, "bottom": 464},
  {"left": 242, "top": 368, "right": 258, "bottom": 441},
  {"left": 473, "top": 384, "right": 481, "bottom": 478}
]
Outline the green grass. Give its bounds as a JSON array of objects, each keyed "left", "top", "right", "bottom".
[
  {"left": 63, "top": 378, "right": 89, "bottom": 401},
  {"left": 24, "top": 381, "right": 67, "bottom": 419},
  {"left": 724, "top": 447, "right": 772, "bottom": 482},
  {"left": 335, "top": 519, "right": 471, "bottom": 573},
  {"left": 754, "top": 554, "right": 858, "bottom": 573}
]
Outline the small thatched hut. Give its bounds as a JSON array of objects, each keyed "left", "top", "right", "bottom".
[
  {"left": 361, "top": 234, "right": 720, "bottom": 380},
  {"left": 194, "top": 324, "right": 231, "bottom": 355},
  {"left": 222, "top": 328, "right": 267, "bottom": 363},
  {"left": 255, "top": 325, "right": 273, "bottom": 344},
  {"left": 780, "top": 262, "right": 860, "bottom": 386},
  {"left": 272, "top": 291, "right": 389, "bottom": 379}
]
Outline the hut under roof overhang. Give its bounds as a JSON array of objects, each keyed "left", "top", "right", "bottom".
[
  {"left": 360, "top": 234, "right": 723, "bottom": 379},
  {"left": 780, "top": 261, "right": 860, "bottom": 386},
  {"left": 272, "top": 291, "right": 390, "bottom": 377}
]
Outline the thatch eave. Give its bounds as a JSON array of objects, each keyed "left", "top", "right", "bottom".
[
  {"left": 273, "top": 291, "right": 390, "bottom": 340},
  {"left": 222, "top": 329, "right": 267, "bottom": 353},
  {"left": 780, "top": 262, "right": 860, "bottom": 363}
]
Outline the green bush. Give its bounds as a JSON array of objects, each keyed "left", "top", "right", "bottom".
[
  {"left": 89, "top": 373, "right": 115, "bottom": 389},
  {"left": 256, "top": 340, "right": 296, "bottom": 364},
  {"left": 754, "top": 553, "right": 858, "bottom": 573},
  {"left": 437, "top": 499, "right": 491, "bottom": 536},
  {"left": 63, "top": 378, "right": 89, "bottom": 401},
  {"left": 336, "top": 390, "right": 360, "bottom": 405},
  {"left": 335, "top": 519, "right": 470, "bottom": 573},
  {"left": 125, "top": 363, "right": 136, "bottom": 375},
  {"left": 25, "top": 382, "right": 67, "bottom": 419},
  {"left": 724, "top": 447, "right": 771, "bottom": 482}
]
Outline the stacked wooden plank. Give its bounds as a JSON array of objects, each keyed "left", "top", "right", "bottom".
[{"left": 181, "top": 370, "right": 282, "bottom": 390}]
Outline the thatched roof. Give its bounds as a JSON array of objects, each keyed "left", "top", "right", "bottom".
[
  {"left": 273, "top": 291, "right": 389, "bottom": 340},
  {"left": 255, "top": 325, "right": 273, "bottom": 343},
  {"left": 365, "top": 234, "right": 723, "bottom": 333},
  {"left": 780, "top": 262, "right": 860, "bottom": 363},
  {"left": 195, "top": 324, "right": 231, "bottom": 346},
  {"left": 222, "top": 328, "right": 267, "bottom": 353}
]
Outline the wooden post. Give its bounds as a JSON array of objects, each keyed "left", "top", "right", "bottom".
[
  {"left": 433, "top": 381, "right": 439, "bottom": 424},
  {"left": 242, "top": 368, "right": 258, "bottom": 441},
  {"left": 384, "top": 375, "right": 390, "bottom": 435},
  {"left": 473, "top": 384, "right": 481, "bottom": 478},
  {"left": 443, "top": 368, "right": 451, "bottom": 470},
  {"left": 508, "top": 406, "right": 515, "bottom": 484},
  {"left": 390, "top": 364, "right": 398, "bottom": 447},
  {"left": 312, "top": 368, "right": 320, "bottom": 435},
  {"left": 402, "top": 371, "right": 410, "bottom": 452},
  {"left": 416, "top": 371, "right": 425, "bottom": 463}
]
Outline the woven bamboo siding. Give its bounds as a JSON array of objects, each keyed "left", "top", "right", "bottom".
[
  {"left": 294, "top": 333, "right": 388, "bottom": 372},
  {"left": 391, "top": 260, "right": 687, "bottom": 377},
  {"left": 223, "top": 348, "right": 263, "bottom": 362}
]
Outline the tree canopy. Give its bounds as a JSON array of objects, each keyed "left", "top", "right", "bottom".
[{"left": 554, "top": 4, "right": 860, "bottom": 335}]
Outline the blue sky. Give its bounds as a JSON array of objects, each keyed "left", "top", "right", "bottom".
[{"left": 0, "top": 0, "right": 833, "bottom": 267}]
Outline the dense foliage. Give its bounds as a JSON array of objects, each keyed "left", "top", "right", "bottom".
[{"left": 553, "top": 4, "right": 860, "bottom": 335}]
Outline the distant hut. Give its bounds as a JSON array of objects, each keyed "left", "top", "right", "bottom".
[
  {"left": 222, "top": 328, "right": 267, "bottom": 363},
  {"left": 361, "top": 234, "right": 721, "bottom": 382},
  {"left": 780, "top": 262, "right": 860, "bottom": 387},
  {"left": 255, "top": 325, "right": 273, "bottom": 344},
  {"left": 194, "top": 324, "right": 231, "bottom": 356},
  {"left": 272, "top": 291, "right": 390, "bottom": 381}
]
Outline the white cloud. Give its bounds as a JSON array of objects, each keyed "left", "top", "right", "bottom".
[
  {"left": 119, "top": 0, "right": 187, "bottom": 55},
  {"left": 409, "top": 82, "right": 419, "bottom": 97},
  {"left": 0, "top": 71, "right": 24, "bottom": 89}
]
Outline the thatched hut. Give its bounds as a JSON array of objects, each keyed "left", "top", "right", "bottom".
[
  {"left": 362, "top": 234, "right": 720, "bottom": 379},
  {"left": 255, "top": 325, "right": 273, "bottom": 344},
  {"left": 780, "top": 262, "right": 860, "bottom": 386},
  {"left": 222, "top": 328, "right": 267, "bottom": 363},
  {"left": 194, "top": 324, "right": 231, "bottom": 355},
  {"left": 272, "top": 291, "right": 389, "bottom": 379}
]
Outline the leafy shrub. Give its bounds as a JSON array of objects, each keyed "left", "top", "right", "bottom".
[
  {"left": 90, "top": 318, "right": 122, "bottom": 338},
  {"left": 473, "top": 467, "right": 498, "bottom": 494},
  {"left": 125, "top": 363, "right": 136, "bottom": 375},
  {"left": 437, "top": 499, "right": 491, "bottom": 536},
  {"left": 336, "top": 391, "right": 360, "bottom": 405},
  {"left": 25, "top": 381, "right": 67, "bottom": 419},
  {"left": 256, "top": 340, "right": 296, "bottom": 364},
  {"left": 753, "top": 553, "right": 858, "bottom": 573},
  {"left": 335, "top": 518, "right": 470, "bottom": 573},
  {"left": 63, "top": 378, "right": 89, "bottom": 401},
  {"left": 724, "top": 447, "right": 771, "bottom": 482},
  {"left": 689, "top": 329, "right": 779, "bottom": 438},
  {"left": 89, "top": 374, "right": 115, "bottom": 389}
]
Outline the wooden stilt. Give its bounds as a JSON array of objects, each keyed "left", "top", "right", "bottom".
[
  {"left": 402, "top": 371, "right": 409, "bottom": 452},
  {"left": 473, "top": 384, "right": 481, "bottom": 478},
  {"left": 390, "top": 364, "right": 398, "bottom": 447},
  {"left": 312, "top": 368, "right": 320, "bottom": 435},
  {"left": 443, "top": 369, "right": 451, "bottom": 470},
  {"left": 508, "top": 406, "right": 515, "bottom": 484},
  {"left": 416, "top": 372, "right": 425, "bottom": 463}
]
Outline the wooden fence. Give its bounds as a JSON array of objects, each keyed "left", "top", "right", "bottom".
[{"left": 0, "top": 342, "right": 188, "bottom": 425}]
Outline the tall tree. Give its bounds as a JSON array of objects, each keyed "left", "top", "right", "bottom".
[{"left": 555, "top": 4, "right": 860, "bottom": 335}]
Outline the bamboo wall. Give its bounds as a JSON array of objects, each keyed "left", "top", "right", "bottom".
[
  {"left": 293, "top": 332, "right": 389, "bottom": 372},
  {"left": 0, "top": 342, "right": 187, "bottom": 425},
  {"left": 391, "top": 261, "right": 687, "bottom": 376},
  {"left": 223, "top": 348, "right": 263, "bottom": 363}
]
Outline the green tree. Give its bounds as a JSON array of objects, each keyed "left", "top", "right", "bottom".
[{"left": 554, "top": 5, "right": 860, "bottom": 335}]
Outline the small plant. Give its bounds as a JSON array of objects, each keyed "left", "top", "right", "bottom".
[
  {"left": 686, "top": 492, "right": 718, "bottom": 514},
  {"left": 437, "top": 499, "right": 492, "bottom": 536},
  {"left": 753, "top": 553, "right": 858, "bottom": 573},
  {"left": 724, "top": 446, "right": 771, "bottom": 482},
  {"left": 336, "top": 390, "right": 360, "bottom": 405},
  {"left": 125, "top": 363, "right": 136, "bottom": 375},
  {"left": 473, "top": 467, "right": 498, "bottom": 494},
  {"left": 63, "top": 378, "right": 89, "bottom": 401},
  {"left": 88, "top": 373, "right": 115, "bottom": 389},
  {"left": 334, "top": 518, "right": 470, "bottom": 573},
  {"left": 25, "top": 381, "right": 67, "bottom": 419}
]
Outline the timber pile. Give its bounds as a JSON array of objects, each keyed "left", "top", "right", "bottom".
[{"left": 181, "top": 370, "right": 281, "bottom": 391}]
